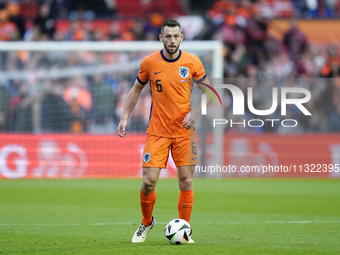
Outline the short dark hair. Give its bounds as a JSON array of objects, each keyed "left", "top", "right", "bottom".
[{"left": 161, "top": 20, "right": 182, "bottom": 34}]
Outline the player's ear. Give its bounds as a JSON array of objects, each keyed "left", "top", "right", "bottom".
[
  {"left": 180, "top": 33, "right": 184, "bottom": 42},
  {"left": 159, "top": 33, "right": 163, "bottom": 42}
]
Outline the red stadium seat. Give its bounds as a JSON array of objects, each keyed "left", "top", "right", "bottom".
[{"left": 115, "top": 0, "right": 185, "bottom": 18}]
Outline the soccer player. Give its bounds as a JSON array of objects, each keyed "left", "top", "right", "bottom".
[{"left": 117, "top": 20, "right": 211, "bottom": 243}]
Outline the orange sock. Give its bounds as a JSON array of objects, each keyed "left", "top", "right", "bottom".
[
  {"left": 178, "top": 189, "right": 194, "bottom": 223},
  {"left": 140, "top": 189, "right": 156, "bottom": 226}
]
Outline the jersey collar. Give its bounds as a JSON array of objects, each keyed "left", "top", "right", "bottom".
[{"left": 160, "top": 49, "right": 182, "bottom": 63}]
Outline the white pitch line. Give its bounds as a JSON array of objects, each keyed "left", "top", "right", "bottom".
[
  {"left": 0, "top": 221, "right": 340, "bottom": 226},
  {"left": 203, "top": 220, "right": 340, "bottom": 224},
  {"left": 0, "top": 222, "right": 150, "bottom": 226}
]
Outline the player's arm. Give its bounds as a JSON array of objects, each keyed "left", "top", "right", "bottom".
[
  {"left": 117, "top": 80, "right": 146, "bottom": 137},
  {"left": 182, "top": 77, "right": 213, "bottom": 129}
]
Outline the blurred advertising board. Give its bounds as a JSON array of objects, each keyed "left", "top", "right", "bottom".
[{"left": 0, "top": 134, "right": 339, "bottom": 179}]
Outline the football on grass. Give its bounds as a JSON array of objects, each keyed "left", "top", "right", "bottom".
[{"left": 164, "top": 219, "right": 192, "bottom": 245}]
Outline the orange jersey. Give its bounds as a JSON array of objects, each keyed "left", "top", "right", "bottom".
[{"left": 137, "top": 49, "right": 206, "bottom": 138}]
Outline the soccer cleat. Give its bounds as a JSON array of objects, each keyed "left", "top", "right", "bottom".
[
  {"left": 132, "top": 217, "right": 156, "bottom": 243},
  {"left": 187, "top": 237, "right": 195, "bottom": 244}
]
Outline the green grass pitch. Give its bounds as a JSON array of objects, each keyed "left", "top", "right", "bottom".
[{"left": 1, "top": 179, "right": 339, "bottom": 254}]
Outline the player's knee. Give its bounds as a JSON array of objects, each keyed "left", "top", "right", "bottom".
[
  {"left": 178, "top": 174, "right": 191, "bottom": 183},
  {"left": 142, "top": 177, "right": 157, "bottom": 191},
  {"left": 178, "top": 177, "right": 192, "bottom": 191}
]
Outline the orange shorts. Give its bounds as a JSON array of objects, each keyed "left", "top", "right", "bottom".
[{"left": 142, "top": 133, "right": 199, "bottom": 168}]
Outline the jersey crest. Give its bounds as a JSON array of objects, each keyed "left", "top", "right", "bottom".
[
  {"left": 179, "top": 66, "right": 189, "bottom": 78},
  {"left": 143, "top": 153, "right": 151, "bottom": 163}
]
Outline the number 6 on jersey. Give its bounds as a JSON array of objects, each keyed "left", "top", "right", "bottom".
[{"left": 156, "top": 79, "right": 162, "bottom": 92}]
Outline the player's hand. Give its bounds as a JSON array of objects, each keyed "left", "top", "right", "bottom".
[
  {"left": 182, "top": 111, "right": 199, "bottom": 130},
  {"left": 117, "top": 119, "right": 128, "bottom": 138}
]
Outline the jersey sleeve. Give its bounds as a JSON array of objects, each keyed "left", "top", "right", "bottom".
[
  {"left": 136, "top": 57, "right": 149, "bottom": 85},
  {"left": 193, "top": 55, "right": 206, "bottom": 83}
]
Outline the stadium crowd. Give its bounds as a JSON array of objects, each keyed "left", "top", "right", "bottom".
[{"left": 0, "top": 0, "right": 339, "bottom": 133}]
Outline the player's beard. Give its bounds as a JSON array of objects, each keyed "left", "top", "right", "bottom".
[{"left": 164, "top": 43, "right": 180, "bottom": 56}]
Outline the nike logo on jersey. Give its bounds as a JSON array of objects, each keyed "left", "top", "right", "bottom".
[
  {"left": 154, "top": 71, "right": 162, "bottom": 75},
  {"left": 191, "top": 157, "right": 197, "bottom": 160},
  {"left": 183, "top": 206, "right": 192, "bottom": 208}
]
